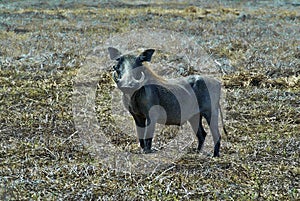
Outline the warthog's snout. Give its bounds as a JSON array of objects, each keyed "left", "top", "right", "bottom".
[
  {"left": 114, "top": 71, "right": 145, "bottom": 93},
  {"left": 108, "top": 47, "right": 227, "bottom": 157}
]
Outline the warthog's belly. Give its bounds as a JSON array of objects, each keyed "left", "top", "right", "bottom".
[{"left": 156, "top": 115, "right": 182, "bottom": 126}]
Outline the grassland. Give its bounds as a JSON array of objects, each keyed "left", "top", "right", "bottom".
[{"left": 0, "top": 0, "right": 299, "bottom": 200}]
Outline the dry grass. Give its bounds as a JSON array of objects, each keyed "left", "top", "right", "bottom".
[{"left": 0, "top": 0, "right": 299, "bottom": 200}]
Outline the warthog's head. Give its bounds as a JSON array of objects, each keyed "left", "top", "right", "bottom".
[{"left": 108, "top": 47, "right": 155, "bottom": 93}]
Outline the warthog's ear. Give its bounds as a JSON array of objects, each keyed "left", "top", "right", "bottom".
[
  {"left": 108, "top": 47, "right": 122, "bottom": 60},
  {"left": 138, "top": 49, "right": 155, "bottom": 62}
]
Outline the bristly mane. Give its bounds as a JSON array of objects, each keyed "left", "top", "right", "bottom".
[{"left": 143, "top": 63, "right": 167, "bottom": 84}]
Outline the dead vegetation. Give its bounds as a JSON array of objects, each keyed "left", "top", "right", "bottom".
[{"left": 0, "top": 0, "right": 299, "bottom": 200}]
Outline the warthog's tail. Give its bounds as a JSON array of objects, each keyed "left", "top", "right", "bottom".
[{"left": 219, "top": 102, "right": 228, "bottom": 135}]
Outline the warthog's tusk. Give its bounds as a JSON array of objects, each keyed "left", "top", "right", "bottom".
[
  {"left": 133, "top": 72, "right": 145, "bottom": 83},
  {"left": 112, "top": 71, "right": 119, "bottom": 82}
]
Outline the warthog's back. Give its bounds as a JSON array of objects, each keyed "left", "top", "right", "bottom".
[{"left": 128, "top": 75, "right": 220, "bottom": 126}]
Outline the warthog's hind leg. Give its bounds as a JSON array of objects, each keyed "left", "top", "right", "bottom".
[
  {"left": 189, "top": 114, "right": 207, "bottom": 152},
  {"left": 206, "top": 110, "right": 221, "bottom": 157}
]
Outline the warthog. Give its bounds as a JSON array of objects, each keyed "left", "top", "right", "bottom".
[{"left": 108, "top": 47, "right": 227, "bottom": 157}]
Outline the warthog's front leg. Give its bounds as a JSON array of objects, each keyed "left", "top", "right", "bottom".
[{"left": 136, "top": 119, "right": 156, "bottom": 153}]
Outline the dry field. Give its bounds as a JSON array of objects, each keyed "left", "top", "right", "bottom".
[{"left": 0, "top": 0, "right": 299, "bottom": 200}]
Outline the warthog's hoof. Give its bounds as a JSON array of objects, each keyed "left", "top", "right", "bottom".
[
  {"left": 139, "top": 138, "right": 153, "bottom": 152},
  {"left": 142, "top": 148, "right": 157, "bottom": 154},
  {"left": 213, "top": 153, "right": 220, "bottom": 157}
]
